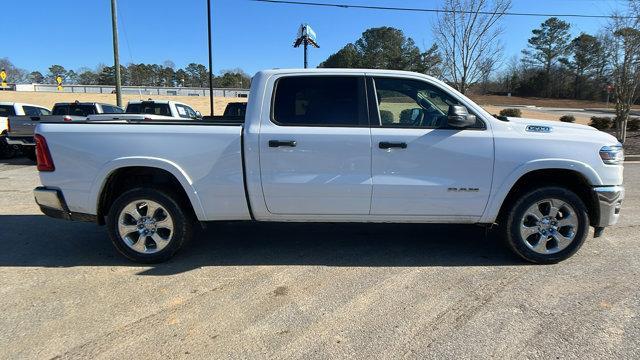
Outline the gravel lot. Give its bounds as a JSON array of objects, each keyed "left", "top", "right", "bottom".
[{"left": 0, "top": 158, "right": 638, "bottom": 359}]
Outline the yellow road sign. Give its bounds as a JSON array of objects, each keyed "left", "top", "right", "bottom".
[
  {"left": 56, "top": 76, "right": 63, "bottom": 91},
  {"left": 0, "top": 69, "right": 6, "bottom": 87}
]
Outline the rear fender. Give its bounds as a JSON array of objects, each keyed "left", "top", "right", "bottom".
[{"left": 89, "top": 156, "right": 206, "bottom": 220}]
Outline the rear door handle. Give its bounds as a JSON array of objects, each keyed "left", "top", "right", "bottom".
[
  {"left": 379, "top": 141, "right": 407, "bottom": 149},
  {"left": 269, "top": 140, "right": 297, "bottom": 148}
]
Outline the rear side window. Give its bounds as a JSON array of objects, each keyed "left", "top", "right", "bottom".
[
  {"left": 272, "top": 76, "right": 367, "bottom": 126},
  {"left": 52, "top": 104, "right": 96, "bottom": 116},
  {"left": 126, "top": 103, "right": 171, "bottom": 116},
  {"left": 0, "top": 105, "right": 16, "bottom": 116}
]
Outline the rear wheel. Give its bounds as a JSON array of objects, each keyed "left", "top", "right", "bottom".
[
  {"left": 504, "top": 186, "right": 589, "bottom": 264},
  {"left": 0, "top": 137, "right": 17, "bottom": 159},
  {"left": 106, "top": 188, "right": 193, "bottom": 263}
]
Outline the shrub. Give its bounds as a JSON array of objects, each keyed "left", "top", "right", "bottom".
[
  {"left": 559, "top": 115, "right": 575, "bottom": 123},
  {"left": 627, "top": 117, "right": 640, "bottom": 131},
  {"left": 589, "top": 116, "right": 613, "bottom": 130},
  {"left": 499, "top": 108, "right": 522, "bottom": 117}
]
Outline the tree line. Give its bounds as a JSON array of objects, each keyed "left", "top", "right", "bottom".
[
  {"left": 317, "top": 0, "right": 640, "bottom": 142},
  {"left": 0, "top": 58, "right": 251, "bottom": 89}
]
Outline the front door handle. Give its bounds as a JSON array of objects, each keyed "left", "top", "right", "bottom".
[
  {"left": 269, "top": 140, "right": 297, "bottom": 148},
  {"left": 379, "top": 141, "right": 407, "bottom": 149}
]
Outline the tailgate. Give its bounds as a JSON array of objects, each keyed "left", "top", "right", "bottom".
[{"left": 8, "top": 116, "right": 42, "bottom": 137}]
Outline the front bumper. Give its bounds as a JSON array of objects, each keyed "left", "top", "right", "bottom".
[
  {"left": 33, "top": 187, "right": 97, "bottom": 222},
  {"left": 593, "top": 185, "right": 624, "bottom": 227},
  {"left": 6, "top": 136, "right": 34, "bottom": 146}
]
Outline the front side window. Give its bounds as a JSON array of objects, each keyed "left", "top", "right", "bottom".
[
  {"left": 38, "top": 107, "right": 51, "bottom": 115},
  {"left": 175, "top": 104, "right": 196, "bottom": 119},
  {"left": 372, "top": 77, "right": 482, "bottom": 129},
  {"left": 272, "top": 76, "right": 367, "bottom": 126},
  {"left": 102, "top": 105, "right": 123, "bottom": 114}
]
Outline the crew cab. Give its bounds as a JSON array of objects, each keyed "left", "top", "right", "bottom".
[
  {"left": 7, "top": 101, "right": 123, "bottom": 159},
  {"left": 86, "top": 100, "right": 202, "bottom": 121},
  {"left": 1, "top": 102, "right": 51, "bottom": 158},
  {"left": 33, "top": 69, "right": 624, "bottom": 264}
]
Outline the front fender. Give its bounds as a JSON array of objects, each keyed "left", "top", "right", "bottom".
[
  {"left": 480, "top": 158, "right": 602, "bottom": 223},
  {"left": 89, "top": 156, "right": 207, "bottom": 220}
]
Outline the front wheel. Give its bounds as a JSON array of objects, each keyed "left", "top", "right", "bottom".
[
  {"left": 106, "top": 188, "right": 194, "bottom": 263},
  {"left": 504, "top": 186, "right": 589, "bottom": 264}
]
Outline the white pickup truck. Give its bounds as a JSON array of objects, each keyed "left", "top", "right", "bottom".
[
  {"left": 87, "top": 100, "right": 202, "bottom": 121},
  {"left": 33, "top": 69, "right": 624, "bottom": 264},
  {"left": 1, "top": 102, "right": 51, "bottom": 158}
]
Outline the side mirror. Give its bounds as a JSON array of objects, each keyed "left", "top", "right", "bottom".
[
  {"left": 447, "top": 105, "right": 476, "bottom": 128},
  {"left": 194, "top": 111, "right": 202, "bottom": 120}
]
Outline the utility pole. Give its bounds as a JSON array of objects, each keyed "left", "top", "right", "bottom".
[
  {"left": 207, "top": 0, "right": 214, "bottom": 116},
  {"left": 110, "top": 0, "right": 122, "bottom": 107}
]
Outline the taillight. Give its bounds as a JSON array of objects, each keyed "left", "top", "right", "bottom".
[
  {"left": 63, "top": 115, "right": 72, "bottom": 122},
  {"left": 35, "top": 134, "right": 55, "bottom": 172},
  {"left": 6, "top": 118, "right": 11, "bottom": 133}
]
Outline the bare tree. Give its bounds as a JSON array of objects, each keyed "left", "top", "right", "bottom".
[
  {"left": 608, "top": 1, "right": 640, "bottom": 143},
  {"left": 433, "top": 0, "right": 511, "bottom": 94}
]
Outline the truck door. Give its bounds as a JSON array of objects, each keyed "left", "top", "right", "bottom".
[
  {"left": 368, "top": 76, "right": 494, "bottom": 217},
  {"left": 259, "top": 75, "right": 372, "bottom": 215}
]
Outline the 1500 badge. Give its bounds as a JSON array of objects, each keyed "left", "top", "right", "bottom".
[
  {"left": 526, "top": 125, "right": 552, "bottom": 133},
  {"left": 448, "top": 187, "right": 480, "bottom": 192}
]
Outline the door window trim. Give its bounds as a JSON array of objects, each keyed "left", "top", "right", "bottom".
[
  {"left": 367, "top": 76, "right": 486, "bottom": 131},
  {"left": 269, "top": 75, "right": 371, "bottom": 128}
]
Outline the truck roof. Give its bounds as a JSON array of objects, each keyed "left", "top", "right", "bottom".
[
  {"left": 256, "top": 68, "right": 439, "bottom": 79},
  {"left": 127, "top": 99, "right": 185, "bottom": 105},
  {"left": 53, "top": 102, "right": 117, "bottom": 106},
  {"left": 0, "top": 102, "right": 48, "bottom": 108}
]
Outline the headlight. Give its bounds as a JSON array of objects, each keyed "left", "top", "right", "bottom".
[{"left": 600, "top": 144, "right": 624, "bottom": 165}]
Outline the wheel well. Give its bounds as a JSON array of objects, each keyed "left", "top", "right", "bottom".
[
  {"left": 496, "top": 169, "right": 599, "bottom": 226},
  {"left": 97, "top": 166, "right": 196, "bottom": 225}
]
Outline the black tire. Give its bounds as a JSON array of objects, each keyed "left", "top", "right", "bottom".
[
  {"left": 24, "top": 147, "right": 37, "bottom": 162},
  {"left": 106, "top": 187, "right": 194, "bottom": 263},
  {"left": 504, "top": 186, "right": 589, "bottom": 264},
  {"left": 0, "top": 137, "right": 16, "bottom": 159}
]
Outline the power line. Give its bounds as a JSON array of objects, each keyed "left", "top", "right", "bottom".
[{"left": 250, "top": 0, "right": 635, "bottom": 19}]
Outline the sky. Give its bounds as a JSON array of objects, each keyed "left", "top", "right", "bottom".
[{"left": 2, "top": 0, "right": 630, "bottom": 76}]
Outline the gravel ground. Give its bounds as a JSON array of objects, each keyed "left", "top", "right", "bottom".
[{"left": 0, "top": 158, "right": 638, "bottom": 359}]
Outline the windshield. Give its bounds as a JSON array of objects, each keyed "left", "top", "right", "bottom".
[{"left": 126, "top": 103, "right": 171, "bottom": 116}]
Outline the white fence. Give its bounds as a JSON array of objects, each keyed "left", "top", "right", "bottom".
[{"left": 13, "top": 84, "right": 249, "bottom": 98}]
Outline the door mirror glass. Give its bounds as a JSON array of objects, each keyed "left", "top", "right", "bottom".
[
  {"left": 195, "top": 111, "right": 202, "bottom": 119},
  {"left": 447, "top": 105, "right": 476, "bottom": 128}
]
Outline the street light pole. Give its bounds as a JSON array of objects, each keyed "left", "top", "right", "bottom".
[
  {"left": 110, "top": 0, "right": 122, "bottom": 107},
  {"left": 303, "top": 39, "right": 308, "bottom": 69},
  {"left": 207, "top": 0, "right": 214, "bottom": 116}
]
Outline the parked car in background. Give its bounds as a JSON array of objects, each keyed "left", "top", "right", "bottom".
[
  {"left": 0, "top": 102, "right": 51, "bottom": 158},
  {"left": 87, "top": 100, "right": 202, "bottom": 121},
  {"left": 33, "top": 69, "right": 624, "bottom": 264},
  {"left": 7, "top": 101, "right": 123, "bottom": 160}
]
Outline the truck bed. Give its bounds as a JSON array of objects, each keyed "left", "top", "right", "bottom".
[{"left": 36, "top": 121, "right": 251, "bottom": 221}]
